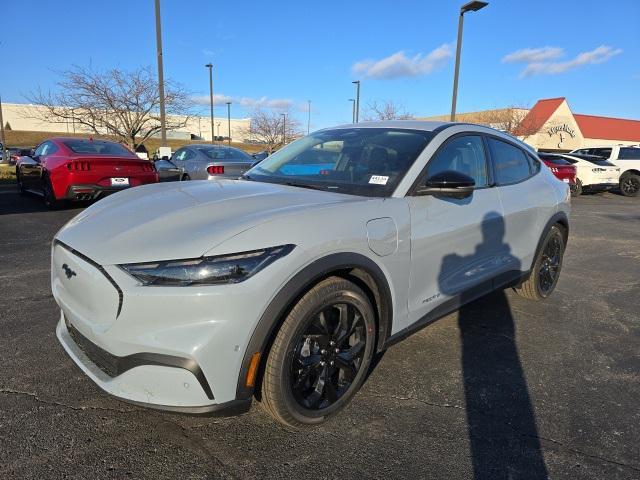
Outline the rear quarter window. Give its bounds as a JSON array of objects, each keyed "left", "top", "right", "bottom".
[
  {"left": 618, "top": 148, "right": 640, "bottom": 160},
  {"left": 487, "top": 138, "right": 533, "bottom": 185}
]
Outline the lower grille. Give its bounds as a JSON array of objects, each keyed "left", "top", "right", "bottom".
[
  {"left": 67, "top": 319, "right": 119, "bottom": 377},
  {"left": 64, "top": 318, "right": 215, "bottom": 400}
]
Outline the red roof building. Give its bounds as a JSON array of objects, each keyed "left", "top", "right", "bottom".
[{"left": 516, "top": 97, "right": 640, "bottom": 151}]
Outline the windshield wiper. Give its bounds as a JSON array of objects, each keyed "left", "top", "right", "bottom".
[{"left": 284, "top": 181, "right": 333, "bottom": 192}]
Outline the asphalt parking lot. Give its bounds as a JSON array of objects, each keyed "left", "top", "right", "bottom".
[{"left": 0, "top": 185, "right": 638, "bottom": 479}]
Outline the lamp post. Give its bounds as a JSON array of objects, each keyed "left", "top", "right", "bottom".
[
  {"left": 154, "top": 0, "right": 167, "bottom": 147},
  {"left": 281, "top": 113, "right": 286, "bottom": 145},
  {"left": 205, "top": 63, "right": 215, "bottom": 143},
  {"left": 348, "top": 99, "right": 356, "bottom": 123},
  {"left": 0, "top": 95, "right": 5, "bottom": 152},
  {"left": 450, "top": 1, "right": 488, "bottom": 121},
  {"left": 307, "top": 100, "right": 311, "bottom": 134},
  {"left": 226, "top": 102, "right": 231, "bottom": 145},
  {"left": 352, "top": 81, "right": 360, "bottom": 123}
]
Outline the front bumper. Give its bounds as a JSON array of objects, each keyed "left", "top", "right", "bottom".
[{"left": 56, "top": 312, "right": 250, "bottom": 415}]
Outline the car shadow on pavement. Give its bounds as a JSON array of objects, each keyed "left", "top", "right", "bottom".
[
  {"left": 0, "top": 189, "right": 81, "bottom": 215},
  {"left": 439, "top": 213, "right": 549, "bottom": 479}
]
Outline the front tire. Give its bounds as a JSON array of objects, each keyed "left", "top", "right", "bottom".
[
  {"left": 16, "top": 171, "right": 26, "bottom": 195},
  {"left": 619, "top": 173, "right": 640, "bottom": 197},
  {"left": 514, "top": 224, "right": 565, "bottom": 301},
  {"left": 260, "top": 276, "right": 376, "bottom": 428}
]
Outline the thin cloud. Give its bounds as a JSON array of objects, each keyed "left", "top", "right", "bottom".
[
  {"left": 192, "top": 94, "right": 292, "bottom": 110},
  {"left": 352, "top": 44, "right": 453, "bottom": 80},
  {"left": 504, "top": 45, "right": 622, "bottom": 77},
  {"left": 202, "top": 48, "right": 215, "bottom": 57},
  {"left": 502, "top": 47, "right": 564, "bottom": 64}
]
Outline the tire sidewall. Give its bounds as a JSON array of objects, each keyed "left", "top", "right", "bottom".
[
  {"left": 533, "top": 226, "right": 565, "bottom": 298},
  {"left": 274, "top": 282, "right": 376, "bottom": 425}
]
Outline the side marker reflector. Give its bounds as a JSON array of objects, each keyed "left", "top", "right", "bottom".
[{"left": 245, "top": 352, "right": 262, "bottom": 388}]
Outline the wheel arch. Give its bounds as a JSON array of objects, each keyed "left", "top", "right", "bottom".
[
  {"left": 235, "top": 252, "right": 393, "bottom": 401},
  {"left": 621, "top": 168, "right": 640, "bottom": 177},
  {"left": 532, "top": 211, "right": 569, "bottom": 270}
]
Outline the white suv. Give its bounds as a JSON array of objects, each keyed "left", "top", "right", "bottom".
[{"left": 571, "top": 145, "right": 640, "bottom": 196}]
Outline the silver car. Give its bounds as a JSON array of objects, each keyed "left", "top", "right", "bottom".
[
  {"left": 171, "top": 144, "right": 255, "bottom": 180},
  {"left": 53, "top": 121, "right": 570, "bottom": 428}
]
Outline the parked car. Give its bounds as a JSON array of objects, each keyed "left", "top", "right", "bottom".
[
  {"left": 571, "top": 145, "right": 640, "bottom": 196},
  {"left": 6, "top": 147, "right": 33, "bottom": 165},
  {"left": 153, "top": 158, "right": 182, "bottom": 182},
  {"left": 251, "top": 150, "right": 270, "bottom": 164},
  {"left": 16, "top": 138, "right": 158, "bottom": 208},
  {"left": 53, "top": 121, "right": 569, "bottom": 427},
  {"left": 539, "top": 153, "right": 620, "bottom": 195},
  {"left": 539, "top": 154, "right": 578, "bottom": 196},
  {"left": 170, "top": 145, "right": 255, "bottom": 180}
]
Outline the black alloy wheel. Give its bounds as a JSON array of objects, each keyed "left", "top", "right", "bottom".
[
  {"left": 260, "top": 276, "right": 376, "bottom": 428},
  {"left": 290, "top": 303, "right": 367, "bottom": 410},
  {"left": 538, "top": 232, "right": 562, "bottom": 296},
  {"left": 620, "top": 174, "right": 640, "bottom": 197}
]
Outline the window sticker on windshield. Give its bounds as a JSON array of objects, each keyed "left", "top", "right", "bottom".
[{"left": 369, "top": 175, "right": 389, "bottom": 185}]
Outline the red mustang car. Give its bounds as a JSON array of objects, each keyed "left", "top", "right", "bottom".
[
  {"left": 16, "top": 138, "right": 158, "bottom": 208},
  {"left": 539, "top": 155, "right": 578, "bottom": 197}
]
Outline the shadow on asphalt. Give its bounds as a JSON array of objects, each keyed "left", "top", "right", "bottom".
[
  {"left": 0, "top": 187, "right": 86, "bottom": 215},
  {"left": 439, "top": 213, "right": 549, "bottom": 479}
]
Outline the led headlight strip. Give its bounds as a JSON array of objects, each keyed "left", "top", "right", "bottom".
[{"left": 119, "top": 245, "right": 295, "bottom": 286}]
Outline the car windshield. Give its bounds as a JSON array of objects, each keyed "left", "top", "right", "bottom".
[
  {"left": 63, "top": 139, "right": 133, "bottom": 156},
  {"left": 245, "top": 128, "right": 434, "bottom": 197}
]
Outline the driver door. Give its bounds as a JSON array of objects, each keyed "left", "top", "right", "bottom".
[{"left": 407, "top": 134, "right": 508, "bottom": 325}]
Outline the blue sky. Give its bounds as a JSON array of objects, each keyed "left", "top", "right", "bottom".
[{"left": 1, "top": 0, "right": 639, "bottom": 130}]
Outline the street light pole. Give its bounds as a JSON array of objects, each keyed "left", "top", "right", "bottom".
[
  {"left": 154, "top": 0, "right": 167, "bottom": 147},
  {"left": 352, "top": 81, "right": 360, "bottom": 123},
  {"left": 205, "top": 63, "right": 215, "bottom": 143},
  {"left": 348, "top": 99, "right": 356, "bottom": 123},
  {"left": 450, "top": 1, "right": 488, "bottom": 121},
  {"left": 226, "top": 102, "right": 231, "bottom": 145},
  {"left": 307, "top": 100, "right": 311, "bottom": 134},
  {"left": 281, "top": 113, "right": 286, "bottom": 145},
  {"left": 0, "top": 95, "right": 5, "bottom": 151}
]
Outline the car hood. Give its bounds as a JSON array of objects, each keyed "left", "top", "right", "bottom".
[{"left": 56, "top": 180, "right": 360, "bottom": 264}]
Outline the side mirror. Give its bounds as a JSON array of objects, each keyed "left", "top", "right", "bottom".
[
  {"left": 416, "top": 171, "right": 475, "bottom": 199},
  {"left": 29, "top": 149, "right": 36, "bottom": 157}
]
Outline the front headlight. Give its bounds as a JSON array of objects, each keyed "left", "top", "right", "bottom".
[{"left": 119, "top": 245, "right": 295, "bottom": 286}]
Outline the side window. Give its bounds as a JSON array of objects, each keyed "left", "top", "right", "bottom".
[
  {"left": 487, "top": 138, "right": 532, "bottom": 185},
  {"left": 527, "top": 153, "right": 542, "bottom": 174},
  {"left": 173, "top": 149, "right": 187, "bottom": 162},
  {"left": 618, "top": 148, "right": 640, "bottom": 160},
  {"left": 591, "top": 148, "right": 612, "bottom": 159},
  {"left": 426, "top": 135, "right": 489, "bottom": 188},
  {"left": 33, "top": 143, "right": 47, "bottom": 157}
]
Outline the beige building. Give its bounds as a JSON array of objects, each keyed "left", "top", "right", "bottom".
[
  {"left": 0, "top": 102, "right": 251, "bottom": 143},
  {"left": 420, "top": 97, "right": 640, "bottom": 152}
]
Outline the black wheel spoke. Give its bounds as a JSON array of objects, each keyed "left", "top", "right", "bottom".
[
  {"left": 289, "top": 298, "right": 370, "bottom": 411},
  {"left": 334, "top": 356, "right": 357, "bottom": 382}
]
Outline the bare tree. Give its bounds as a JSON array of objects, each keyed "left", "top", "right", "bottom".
[
  {"left": 24, "top": 65, "right": 192, "bottom": 148},
  {"left": 363, "top": 100, "right": 413, "bottom": 121},
  {"left": 244, "top": 108, "right": 302, "bottom": 153},
  {"left": 474, "top": 105, "right": 534, "bottom": 137}
]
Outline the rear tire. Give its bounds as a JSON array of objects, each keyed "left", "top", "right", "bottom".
[
  {"left": 571, "top": 179, "right": 582, "bottom": 197},
  {"left": 181, "top": 173, "right": 190, "bottom": 181},
  {"left": 514, "top": 225, "right": 565, "bottom": 301},
  {"left": 259, "top": 276, "right": 376, "bottom": 429},
  {"left": 619, "top": 173, "right": 640, "bottom": 197},
  {"left": 43, "top": 176, "right": 63, "bottom": 210}
]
